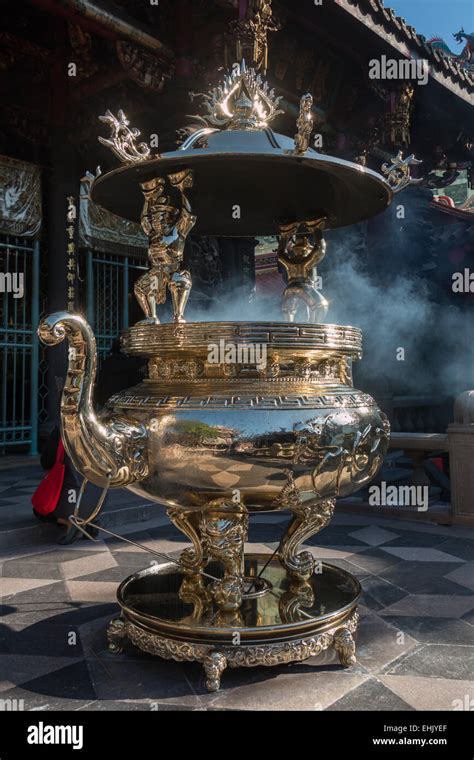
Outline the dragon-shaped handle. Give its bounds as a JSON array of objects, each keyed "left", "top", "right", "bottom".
[{"left": 38, "top": 312, "right": 149, "bottom": 488}]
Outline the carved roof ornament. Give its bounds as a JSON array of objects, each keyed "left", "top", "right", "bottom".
[
  {"left": 429, "top": 28, "right": 474, "bottom": 74},
  {"left": 381, "top": 151, "right": 423, "bottom": 193},
  {"left": 116, "top": 42, "right": 172, "bottom": 92},
  {"left": 383, "top": 82, "right": 415, "bottom": 148},
  {"left": 190, "top": 59, "right": 283, "bottom": 131},
  {"left": 226, "top": 0, "right": 281, "bottom": 74},
  {"left": 68, "top": 22, "right": 97, "bottom": 80},
  {"left": 98, "top": 109, "right": 154, "bottom": 163}
]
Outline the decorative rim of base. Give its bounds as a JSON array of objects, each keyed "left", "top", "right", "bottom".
[{"left": 113, "top": 611, "right": 359, "bottom": 670}]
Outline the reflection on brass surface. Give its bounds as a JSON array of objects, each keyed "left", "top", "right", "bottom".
[
  {"left": 279, "top": 579, "right": 315, "bottom": 622},
  {"left": 179, "top": 575, "right": 213, "bottom": 622},
  {"left": 117, "top": 556, "right": 360, "bottom": 634}
]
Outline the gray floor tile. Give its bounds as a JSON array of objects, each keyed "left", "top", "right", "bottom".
[
  {"left": 349, "top": 526, "right": 400, "bottom": 546},
  {"left": 379, "top": 547, "right": 463, "bottom": 563},
  {"left": 1, "top": 660, "right": 95, "bottom": 704},
  {"left": 383, "top": 644, "right": 474, "bottom": 680},
  {"left": 86, "top": 654, "right": 200, "bottom": 706},
  {"left": 435, "top": 538, "right": 474, "bottom": 562},
  {"left": 356, "top": 611, "right": 417, "bottom": 672},
  {"left": 326, "top": 677, "right": 414, "bottom": 711},
  {"left": 1, "top": 561, "right": 62, "bottom": 580},
  {"left": 383, "top": 529, "right": 444, "bottom": 548},
  {"left": 444, "top": 563, "right": 474, "bottom": 591},
  {"left": 382, "top": 616, "right": 474, "bottom": 645},
  {"left": 379, "top": 561, "right": 470, "bottom": 595},
  {"left": 0, "top": 581, "right": 76, "bottom": 626},
  {"left": 379, "top": 674, "right": 474, "bottom": 711},
  {"left": 360, "top": 576, "right": 408, "bottom": 611},
  {"left": 349, "top": 548, "right": 403, "bottom": 574},
  {"left": 380, "top": 594, "right": 474, "bottom": 619},
  {"left": 0, "top": 622, "right": 84, "bottom": 657},
  {"left": 186, "top": 664, "right": 368, "bottom": 710}
]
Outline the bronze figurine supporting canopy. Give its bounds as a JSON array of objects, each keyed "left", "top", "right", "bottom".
[{"left": 38, "top": 61, "right": 400, "bottom": 691}]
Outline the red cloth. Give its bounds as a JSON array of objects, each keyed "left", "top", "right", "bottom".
[{"left": 32, "top": 439, "right": 65, "bottom": 515}]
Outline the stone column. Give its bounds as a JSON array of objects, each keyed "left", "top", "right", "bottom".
[{"left": 447, "top": 390, "right": 474, "bottom": 526}]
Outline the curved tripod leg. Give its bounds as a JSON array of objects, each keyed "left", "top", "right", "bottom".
[
  {"left": 278, "top": 498, "right": 335, "bottom": 580},
  {"left": 167, "top": 508, "right": 206, "bottom": 575}
]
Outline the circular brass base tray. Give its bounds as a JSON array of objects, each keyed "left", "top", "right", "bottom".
[
  {"left": 117, "top": 554, "right": 360, "bottom": 643},
  {"left": 108, "top": 555, "right": 360, "bottom": 691}
]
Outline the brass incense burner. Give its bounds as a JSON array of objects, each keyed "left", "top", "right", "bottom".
[{"left": 38, "top": 62, "right": 406, "bottom": 691}]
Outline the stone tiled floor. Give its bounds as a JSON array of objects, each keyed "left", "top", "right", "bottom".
[{"left": 0, "top": 511, "right": 473, "bottom": 711}]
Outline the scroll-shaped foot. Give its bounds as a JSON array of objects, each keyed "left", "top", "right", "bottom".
[
  {"left": 203, "top": 651, "right": 227, "bottom": 692},
  {"left": 107, "top": 617, "right": 126, "bottom": 654},
  {"left": 334, "top": 626, "right": 357, "bottom": 667}
]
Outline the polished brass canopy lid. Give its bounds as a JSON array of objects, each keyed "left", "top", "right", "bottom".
[
  {"left": 91, "top": 130, "right": 392, "bottom": 236},
  {"left": 91, "top": 62, "right": 392, "bottom": 236}
]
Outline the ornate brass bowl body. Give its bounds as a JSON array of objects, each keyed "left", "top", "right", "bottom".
[{"left": 117, "top": 321, "right": 389, "bottom": 513}]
